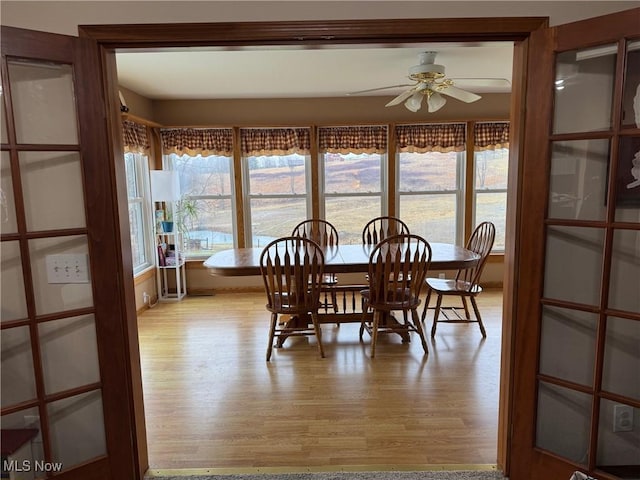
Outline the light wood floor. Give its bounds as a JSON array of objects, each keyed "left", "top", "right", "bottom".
[{"left": 137, "top": 289, "right": 503, "bottom": 470}]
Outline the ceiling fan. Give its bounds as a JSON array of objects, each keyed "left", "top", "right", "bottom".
[{"left": 349, "top": 51, "right": 508, "bottom": 113}]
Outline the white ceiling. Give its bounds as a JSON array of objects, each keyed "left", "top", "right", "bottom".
[{"left": 115, "top": 42, "right": 514, "bottom": 101}]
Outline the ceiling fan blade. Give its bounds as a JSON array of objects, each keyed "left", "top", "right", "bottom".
[
  {"left": 440, "top": 85, "right": 482, "bottom": 103},
  {"left": 347, "top": 84, "right": 415, "bottom": 95},
  {"left": 449, "top": 78, "right": 512, "bottom": 88}
]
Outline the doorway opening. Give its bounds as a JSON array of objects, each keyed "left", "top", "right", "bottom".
[{"left": 79, "top": 16, "right": 544, "bottom": 475}]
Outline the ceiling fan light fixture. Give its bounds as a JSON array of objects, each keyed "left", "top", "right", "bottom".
[
  {"left": 427, "top": 92, "right": 447, "bottom": 112},
  {"left": 404, "top": 92, "right": 424, "bottom": 112}
]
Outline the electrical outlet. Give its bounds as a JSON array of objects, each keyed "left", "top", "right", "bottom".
[
  {"left": 143, "top": 292, "right": 150, "bottom": 305},
  {"left": 613, "top": 404, "right": 634, "bottom": 432},
  {"left": 438, "top": 273, "right": 446, "bottom": 279}
]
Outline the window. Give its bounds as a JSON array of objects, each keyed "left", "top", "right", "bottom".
[
  {"left": 241, "top": 128, "right": 311, "bottom": 247},
  {"left": 396, "top": 123, "right": 466, "bottom": 245},
  {"left": 157, "top": 122, "right": 509, "bottom": 254},
  {"left": 122, "top": 120, "right": 154, "bottom": 274},
  {"left": 319, "top": 126, "right": 387, "bottom": 243},
  {"left": 473, "top": 122, "right": 510, "bottom": 251},
  {"left": 160, "top": 128, "right": 235, "bottom": 257},
  {"left": 398, "top": 150, "right": 464, "bottom": 244},
  {"left": 125, "top": 151, "right": 154, "bottom": 274},
  {"left": 474, "top": 148, "right": 508, "bottom": 250},
  {"left": 166, "top": 153, "right": 235, "bottom": 256}
]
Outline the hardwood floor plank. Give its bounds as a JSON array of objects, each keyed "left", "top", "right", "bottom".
[{"left": 138, "top": 289, "right": 503, "bottom": 470}]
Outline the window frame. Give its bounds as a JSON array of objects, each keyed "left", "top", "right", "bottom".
[
  {"left": 165, "top": 152, "right": 238, "bottom": 258},
  {"left": 125, "top": 151, "right": 155, "bottom": 275},
  {"left": 241, "top": 152, "right": 312, "bottom": 247},
  {"left": 319, "top": 151, "right": 388, "bottom": 219},
  {"left": 472, "top": 146, "right": 509, "bottom": 253},
  {"left": 396, "top": 149, "right": 466, "bottom": 246}
]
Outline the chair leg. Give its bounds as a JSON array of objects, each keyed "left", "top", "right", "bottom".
[
  {"left": 461, "top": 295, "right": 471, "bottom": 320},
  {"left": 431, "top": 294, "right": 443, "bottom": 337},
  {"left": 311, "top": 312, "right": 325, "bottom": 358},
  {"left": 370, "top": 310, "right": 380, "bottom": 358},
  {"left": 359, "top": 298, "right": 369, "bottom": 340},
  {"left": 266, "top": 313, "right": 278, "bottom": 361},
  {"left": 411, "top": 308, "right": 429, "bottom": 355},
  {"left": 470, "top": 296, "right": 487, "bottom": 338},
  {"left": 421, "top": 287, "right": 432, "bottom": 323}
]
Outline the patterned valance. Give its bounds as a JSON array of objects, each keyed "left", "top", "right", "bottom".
[
  {"left": 474, "top": 122, "right": 510, "bottom": 151},
  {"left": 160, "top": 128, "right": 234, "bottom": 157},
  {"left": 122, "top": 120, "right": 149, "bottom": 153},
  {"left": 318, "top": 126, "right": 387, "bottom": 154},
  {"left": 241, "top": 128, "right": 311, "bottom": 156},
  {"left": 395, "top": 123, "right": 466, "bottom": 153}
]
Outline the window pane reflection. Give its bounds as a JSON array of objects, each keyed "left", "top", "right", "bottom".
[
  {"left": 614, "top": 136, "right": 640, "bottom": 221},
  {"left": 548, "top": 139, "right": 609, "bottom": 221},
  {"left": 602, "top": 316, "right": 640, "bottom": 400},
  {"left": 1, "top": 326, "right": 37, "bottom": 407},
  {"left": 536, "top": 381, "right": 591, "bottom": 465},
  {"left": 621, "top": 40, "right": 640, "bottom": 129},
  {"left": 544, "top": 226, "right": 604, "bottom": 306},
  {"left": 1, "top": 151, "right": 17, "bottom": 234},
  {"left": 539, "top": 305, "right": 597, "bottom": 387},
  {"left": 553, "top": 46, "right": 616, "bottom": 134},
  {"left": 1, "top": 241, "right": 28, "bottom": 322},
  {"left": 8, "top": 60, "right": 78, "bottom": 145},
  {"left": 48, "top": 390, "right": 106, "bottom": 468},
  {"left": 608, "top": 229, "right": 640, "bottom": 313}
]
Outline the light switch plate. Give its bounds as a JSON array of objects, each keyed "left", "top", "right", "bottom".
[{"left": 45, "top": 254, "right": 90, "bottom": 284}]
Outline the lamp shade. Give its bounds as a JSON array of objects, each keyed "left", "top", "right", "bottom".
[
  {"left": 404, "top": 92, "right": 424, "bottom": 112},
  {"left": 150, "top": 170, "right": 181, "bottom": 202}
]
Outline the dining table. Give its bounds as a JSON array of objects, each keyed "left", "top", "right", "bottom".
[
  {"left": 203, "top": 242, "right": 480, "bottom": 345},
  {"left": 203, "top": 242, "right": 479, "bottom": 277}
]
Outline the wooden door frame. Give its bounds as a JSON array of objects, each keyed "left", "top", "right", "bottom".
[{"left": 78, "top": 16, "right": 548, "bottom": 477}]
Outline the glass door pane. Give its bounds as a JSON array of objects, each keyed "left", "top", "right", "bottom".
[
  {"left": 553, "top": 45, "right": 616, "bottom": 134},
  {"left": 8, "top": 60, "right": 78, "bottom": 145}
]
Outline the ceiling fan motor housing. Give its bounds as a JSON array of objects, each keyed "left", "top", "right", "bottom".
[{"left": 408, "top": 51, "right": 446, "bottom": 81}]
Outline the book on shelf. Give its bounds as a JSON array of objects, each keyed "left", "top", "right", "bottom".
[{"left": 157, "top": 244, "right": 166, "bottom": 266}]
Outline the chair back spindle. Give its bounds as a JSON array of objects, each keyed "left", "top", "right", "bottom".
[
  {"left": 362, "top": 216, "right": 409, "bottom": 246},
  {"left": 455, "top": 221, "right": 495, "bottom": 290}
]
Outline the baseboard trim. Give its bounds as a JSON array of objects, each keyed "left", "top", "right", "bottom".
[{"left": 146, "top": 464, "right": 499, "bottom": 477}]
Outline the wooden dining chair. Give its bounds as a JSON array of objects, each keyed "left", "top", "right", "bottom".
[
  {"left": 292, "top": 219, "right": 340, "bottom": 313},
  {"left": 359, "top": 234, "right": 431, "bottom": 358},
  {"left": 362, "top": 216, "right": 410, "bottom": 246},
  {"left": 422, "top": 221, "right": 495, "bottom": 338},
  {"left": 361, "top": 216, "right": 412, "bottom": 321},
  {"left": 260, "top": 236, "right": 325, "bottom": 361}
]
